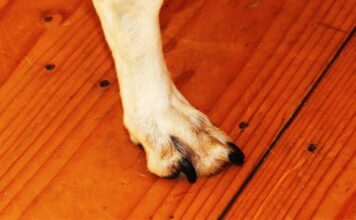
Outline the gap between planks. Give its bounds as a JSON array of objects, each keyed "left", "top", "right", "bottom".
[{"left": 219, "top": 26, "right": 356, "bottom": 219}]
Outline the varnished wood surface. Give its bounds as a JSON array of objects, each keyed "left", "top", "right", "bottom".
[
  {"left": 226, "top": 34, "right": 356, "bottom": 220},
  {"left": 0, "top": 0, "right": 354, "bottom": 219}
]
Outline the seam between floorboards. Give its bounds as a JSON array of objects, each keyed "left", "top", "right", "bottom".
[{"left": 218, "top": 26, "right": 356, "bottom": 220}]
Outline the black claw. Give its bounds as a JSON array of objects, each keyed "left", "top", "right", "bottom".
[
  {"left": 227, "top": 142, "right": 245, "bottom": 165},
  {"left": 179, "top": 158, "right": 197, "bottom": 183}
]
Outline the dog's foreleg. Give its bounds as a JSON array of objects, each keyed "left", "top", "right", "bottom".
[{"left": 93, "top": 0, "right": 244, "bottom": 183}]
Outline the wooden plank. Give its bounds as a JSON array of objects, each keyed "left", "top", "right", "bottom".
[
  {"left": 0, "top": 0, "right": 83, "bottom": 87},
  {"left": 0, "top": 0, "right": 354, "bottom": 219},
  {"left": 151, "top": 0, "right": 356, "bottom": 219},
  {"left": 226, "top": 33, "right": 356, "bottom": 220}
]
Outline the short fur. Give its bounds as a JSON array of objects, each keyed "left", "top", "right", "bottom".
[{"left": 93, "top": 0, "right": 244, "bottom": 182}]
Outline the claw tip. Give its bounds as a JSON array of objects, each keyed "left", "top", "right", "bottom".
[
  {"left": 227, "top": 142, "right": 245, "bottom": 165},
  {"left": 179, "top": 159, "right": 197, "bottom": 183}
]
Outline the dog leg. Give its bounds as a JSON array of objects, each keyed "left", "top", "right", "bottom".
[{"left": 93, "top": 0, "right": 244, "bottom": 182}]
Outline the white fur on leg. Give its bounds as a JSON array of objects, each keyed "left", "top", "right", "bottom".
[{"left": 93, "top": 0, "right": 244, "bottom": 179}]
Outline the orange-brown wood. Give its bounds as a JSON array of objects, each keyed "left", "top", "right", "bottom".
[
  {"left": 226, "top": 36, "right": 356, "bottom": 220},
  {"left": 0, "top": 0, "right": 83, "bottom": 87},
  {"left": 0, "top": 0, "right": 354, "bottom": 219}
]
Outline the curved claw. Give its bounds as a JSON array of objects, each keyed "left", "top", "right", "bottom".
[
  {"left": 227, "top": 142, "right": 245, "bottom": 165},
  {"left": 179, "top": 158, "right": 197, "bottom": 183}
]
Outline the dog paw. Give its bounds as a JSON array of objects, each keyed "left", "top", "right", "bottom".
[{"left": 123, "top": 90, "right": 244, "bottom": 183}]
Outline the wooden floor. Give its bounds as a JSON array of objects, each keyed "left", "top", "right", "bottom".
[{"left": 0, "top": 0, "right": 355, "bottom": 219}]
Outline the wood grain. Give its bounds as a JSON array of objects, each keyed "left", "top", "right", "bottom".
[
  {"left": 0, "top": 0, "right": 83, "bottom": 87},
  {"left": 226, "top": 34, "right": 356, "bottom": 220},
  {"left": 0, "top": 0, "right": 354, "bottom": 219}
]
